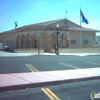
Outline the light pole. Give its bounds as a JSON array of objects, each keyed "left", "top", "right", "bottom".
[
  {"left": 36, "top": 27, "right": 40, "bottom": 55},
  {"left": 37, "top": 33, "right": 40, "bottom": 55},
  {"left": 56, "top": 24, "right": 60, "bottom": 55},
  {"left": 14, "top": 22, "right": 18, "bottom": 50}
]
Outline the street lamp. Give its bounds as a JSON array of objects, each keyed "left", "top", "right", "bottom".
[
  {"left": 37, "top": 33, "right": 40, "bottom": 55},
  {"left": 56, "top": 24, "right": 60, "bottom": 55}
]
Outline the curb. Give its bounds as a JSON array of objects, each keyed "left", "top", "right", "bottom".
[{"left": 0, "top": 75, "right": 100, "bottom": 92}]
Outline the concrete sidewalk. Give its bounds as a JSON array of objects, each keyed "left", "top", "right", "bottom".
[
  {"left": 0, "top": 47, "right": 100, "bottom": 57},
  {"left": 0, "top": 51, "right": 100, "bottom": 57},
  {"left": 15, "top": 47, "right": 100, "bottom": 53},
  {"left": 11, "top": 47, "right": 100, "bottom": 56},
  {"left": 0, "top": 52, "right": 100, "bottom": 56},
  {"left": 0, "top": 67, "right": 100, "bottom": 92}
]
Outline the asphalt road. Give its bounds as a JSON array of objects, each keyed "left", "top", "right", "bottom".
[{"left": 0, "top": 55, "right": 100, "bottom": 100}]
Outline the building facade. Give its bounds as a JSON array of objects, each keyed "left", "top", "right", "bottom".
[
  {"left": 96, "top": 36, "right": 100, "bottom": 44},
  {"left": 0, "top": 19, "right": 99, "bottom": 52}
]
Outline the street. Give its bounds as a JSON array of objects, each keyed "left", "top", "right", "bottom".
[{"left": 0, "top": 55, "right": 100, "bottom": 100}]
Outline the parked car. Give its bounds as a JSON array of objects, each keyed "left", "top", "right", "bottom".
[
  {"left": 0, "top": 43, "right": 9, "bottom": 51},
  {"left": 91, "top": 44, "right": 100, "bottom": 47}
]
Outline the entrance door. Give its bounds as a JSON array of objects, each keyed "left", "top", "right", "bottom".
[
  {"left": 42, "top": 39, "right": 48, "bottom": 52},
  {"left": 40, "top": 33, "right": 49, "bottom": 52},
  {"left": 61, "top": 39, "right": 66, "bottom": 47}
]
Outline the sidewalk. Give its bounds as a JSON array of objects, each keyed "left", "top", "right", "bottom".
[
  {"left": 15, "top": 47, "right": 100, "bottom": 53},
  {"left": 0, "top": 67, "right": 100, "bottom": 92},
  {"left": 10, "top": 47, "right": 100, "bottom": 56},
  {"left": 0, "top": 52, "right": 100, "bottom": 56},
  {"left": 0, "top": 47, "right": 100, "bottom": 57}
]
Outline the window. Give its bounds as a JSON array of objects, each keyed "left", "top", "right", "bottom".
[
  {"left": 71, "top": 40, "right": 76, "bottom": 44},
  {"left": 83, "top": 40, "right": 88, "bottom": 44}
]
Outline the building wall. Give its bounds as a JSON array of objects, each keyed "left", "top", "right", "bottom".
[
  {"left": 69, "top": 31, "right": 96, "bottom": 47},
  {"left": 0, "top": 33, "right": 16, "bottom": 49},
  {"left": 82, "top": 31, "right": 96, "bottom": 46},
  {"left": 15, "top": 30, "right": 69, "bottom": 52},
  {"left": 96, "top": 36, "right": 100, "bottom": 44},
  {"left": 69, "top": 31, "right": 80, "bottom": 47},
  {"left": 0, "top": 29, "right": 96, "bottom": 51}
]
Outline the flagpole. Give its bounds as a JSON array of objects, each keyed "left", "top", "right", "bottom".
[
  {"left": 66, "top": 11, "right": 67, "bottom": 19},
  {"left": 80, "top": 8, "right": 82, "bottom": 47},
  {"left": 65, "top": 11, "right": 68, "bottom": 25}
]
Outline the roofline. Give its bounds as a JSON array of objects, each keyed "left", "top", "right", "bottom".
[
  {"left": 69, "top": 27, "right": 100, "bottom": 32},
  {"left": 20, "top": 18, "right": 81, "bottom": 28},
  {"left": 67, "top": 19, "right": 81, "bottom": 27},
  {"left": 43, "top": 18, "right": 81, "bottom": 27},
  {"left": 1, "top": 18, "right": 100, "bottom": 34},
  {"left": 81, "top": 27, "right": 100, "bottom": 32},
  {"left": 44, "top": 19, "right": 64, "bottom": 26},
  {"left": 0, "top": 18, "right": 81, "bottom": 33}
]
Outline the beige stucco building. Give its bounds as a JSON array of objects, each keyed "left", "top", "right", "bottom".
[{"left": 0, "top": 19, "right": 99, "bottom": 52}]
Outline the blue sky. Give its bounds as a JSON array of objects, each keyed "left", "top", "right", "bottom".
[{"left": 0, "top": 0, "right": 100, "bottom": 35}]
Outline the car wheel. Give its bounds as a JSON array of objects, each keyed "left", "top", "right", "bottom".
[{"left": 6, "top": 48, "right": 9, "bottom": 52}]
